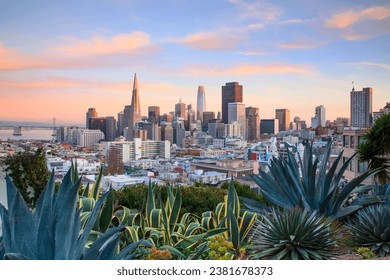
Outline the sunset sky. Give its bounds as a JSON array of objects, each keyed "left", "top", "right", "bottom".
[{"left": 1, "top": 0, "right": 389, "bottom": 125}]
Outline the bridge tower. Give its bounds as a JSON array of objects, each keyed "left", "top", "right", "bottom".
[{"left": 51, "top": 118, "right": 57, "bottom": 137}]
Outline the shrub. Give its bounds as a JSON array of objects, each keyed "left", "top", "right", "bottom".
[
  {"left": 248, "top": 209, "right": 337, "bottom": 260},
  {"left": 346, "top": 204, "right": 390, "bottom": 257}
]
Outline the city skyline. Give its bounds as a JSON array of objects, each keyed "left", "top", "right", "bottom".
[{"left": 0, "top": 0, "right": 389, "bottom": 124}]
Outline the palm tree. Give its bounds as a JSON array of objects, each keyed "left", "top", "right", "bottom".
[{"left": 357, "top": 114, "right": 390, "bottom": 185}]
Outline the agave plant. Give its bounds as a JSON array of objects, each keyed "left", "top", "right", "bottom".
[
  {"left": 346, "top": 204, "right": 390, "bottom": 257},
  {"left": 248, "top": 209, "right": 337, "bottom": 260},
  {"left": 201, "top": 178, "right": 257, "bottom": 257},
  {"left": 114, "top": 180, "right": 226, "bottom": 259},
  {"left": 248, "top": 140, "right": 383, "bottom": 220},
  {"left": 0, "top": 170, "right": 150, "bottom": 260}
]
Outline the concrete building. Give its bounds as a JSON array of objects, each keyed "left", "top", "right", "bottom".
[
  {"left": 342, "top": 128, "right": 371, "bottom": 185},
  {"left": 222, "top": 82, "right": 243, "bottom": 124},
  {"left": 148, "top": 106, "right": 160, "bottom": 123},
  {"left": 228, "top": 102, "right": 246, "bottom": 139},
  {"left": 246, "top": 106, "right": 260, "bottom": 141},
  {"left": 160, "top": 122, "right": 174, "bottom": 144},
  {"left": 350, "top": 87, "right": 372, "bottom": 128},
  {"left": 224, "top": 121, "right": 241, "bottom": 138},
  {"left": 208, "top": 119, "right": 225, "bottom": 138},
  {"left": 77, "top": 129, "right": 104, "bottom": 147},
  {"left": 315, "top": 105, "right": 326, "bottom": 127},
  {"left": 189, "top": 159, "right": 258, "bottom": 178},
  {"left": 188, "top": 170, "right": 227, "bottom": 185},
  {"left": 275, "top": 109, "right": 290, "bottom": 132}
]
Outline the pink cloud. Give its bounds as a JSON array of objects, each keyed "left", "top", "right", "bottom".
[
  {"left": 278, "top": 38, "right": 322, "bottom": 50},
  {"left": 183, "top": 63, "right": 313, "bottom": 76},
  {"left": 326, "top": 6, "right": 390, "bottom": 29},
  {"left": 0, "top": 32, "right": 158, "bottom": 71},
  {"left": 53, "top": 32, "right": 151, "bottom": 56},
  {"left": 227, "top": 0, "right": 282, "bottom": 21},
  {"left": 169, "top": 31, "right": 245, "bottom": 51}
]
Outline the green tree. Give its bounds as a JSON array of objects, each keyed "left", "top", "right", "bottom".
[
  {"left": 220, "top": 180, "right": 266, "bottom": 204},
  {"left": 358, "top": 114, "right": 390, "bottom": 184},
  {"left": 3, "top": 147, "right": 50, "bottom": 207}
]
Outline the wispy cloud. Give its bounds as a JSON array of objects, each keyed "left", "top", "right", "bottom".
[
  {"left": 167, "top": 31, "right": 245, "bottom": 51},
  {"left": 237, "top": 51, "right": 268, "bottom": 56},
  {"left": 348, "top": 61, "right": 390, "bottom": 71},
  {"left": 227, "top": 0, "right": 282, "bottom": 21},
  {"left": 278, "top": 38, "right": 323, "bottom": 50},
  {"left": 0, "top": 32, "right": 158, "bottom": 71},
  {"left": 182, "top": 63, "right": 313, "bottom": 76},
  {"left": 325, "top": 6, "right": 390, "bottom": 29}
]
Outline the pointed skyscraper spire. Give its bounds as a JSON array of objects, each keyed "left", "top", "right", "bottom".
[{"left": 129, "top": 73, "right": 141, "bottom": 140}]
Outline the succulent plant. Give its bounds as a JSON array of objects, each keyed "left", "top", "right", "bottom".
[
  {"left": 0, "top": 169, "right": 150, "bottom": 260},
  {"left": 248, "top": 209, "right": 337, "bottom": 260},
  {"left": 249, "top": 140, "right": 383, "bottom": 220},
  {"left": 346, "top": 204, "right": 390, "bottom": 257}
]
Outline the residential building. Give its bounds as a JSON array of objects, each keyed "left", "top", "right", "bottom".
[
  {"left": 315, "top": 105, "right": 326, "bottom": 127},
  {"left": 350, "top": 87, "right": 372, "bottom": 128},
  {"left": 77, "top": 129, "right": 105, "bottom": 147}
]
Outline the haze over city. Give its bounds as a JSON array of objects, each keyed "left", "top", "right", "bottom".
[{"left": 0, "top": 0, "right": 389, "bottom": 124}]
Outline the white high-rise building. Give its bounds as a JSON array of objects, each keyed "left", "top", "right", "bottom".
[
  {"left": 77, "top": 129, "right": 105, "bottom": 147},
  {"left": 350, "top": 87, "right": 372, "bottom": 128},
  {"left": 315, "top": 105, "right": 326, "bottom": 127},
  {"left": 197, "top": 86, "right": 206, "bottom": 121},
  {"left": 228, "top": 102, "right": 246, "bottom": 139}
]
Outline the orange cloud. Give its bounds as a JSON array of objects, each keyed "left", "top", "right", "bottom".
[
  {"left": 326, "top": 6, "right": 390, "bottom": 29},
  {"left": 168, "top": 31, "right": 245, "bottom": 51}
]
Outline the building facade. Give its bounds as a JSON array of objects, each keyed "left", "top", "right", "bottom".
[
  {"left": 350, "top": 87, "right": 372, "bottom": 128},
  {"left": 275, "top": 109, "right": 290, "bottom": 132},
  {"left": 197, "top": 86, "right": 206, "bottom": 122},
  {"left": 221, "top": 82, "right": 243, "bottom": 124},
  {"left": 246, "top": 106, "right": 260, "bottom": 141}
]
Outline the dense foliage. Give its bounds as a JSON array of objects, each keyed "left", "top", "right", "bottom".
[
  {"left": 3, "top": 148, "right": 50, "bottom": 207},
  {"left": 358, "top": 113, "right": 390, "bottom": 184}
]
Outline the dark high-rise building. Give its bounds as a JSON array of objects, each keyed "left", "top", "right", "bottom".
[
  {"left": 89, "top": 117, "right": 106, "bottom": 135},
  {"left": 260, "top": 119, "right": 279, "bottom": 135},
  {"left": 246, "top": 107, "right": 260, "bottom": 141},
  {"left": 202, "top": 111, "right": 215, "bottom": 132},
  {"left": 86, "top": 108, "right": 98, "bottom": 128},
  {"left": 160, "top": 113, "right": 173, "bottom": 123},
  {"left": 197, "top": 86, "right": 206, "bottom": 121},
  {"left": 161, "top": 122, "right": 174, "bottom": 144},
  {"left": 175, "top": 98, "right": 186, "bottom": 118},
  {"left": 117, "top": 111, "right": 124, "bottom": 136},
  {"left": 123, "top": 105, "right": 132, "bottom": 131},
  {"left": 148, "top": 106, "right": 160, "bottom": 123},
  {"left": 221, "top": 82, "right": 243, "bottom": 123},
  {"left": 275, "top": 109, "right": 290, "bottom": 132},
  {"left": 105, "top": 116, "right": 117, "bottom": 141},
  {"left": 129, "top": 73, "right": 141, "bottom": 140},
  {"left": 350, "top": 87, "right": 373, "bottom": 128}
]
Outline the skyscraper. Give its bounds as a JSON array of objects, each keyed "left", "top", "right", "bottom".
[
  {"left": 228, "top": 102, "right": 246, "bottom": 139},
  {"left": 148, "top": 106, "right": 160, "bottom": 123},
  {"left": 350, "top": 87, "right": 372, "bottom": 128},
  {"left": 315, "top": 105, "right": 326, "bottom": 127},
  {"left": 246, "top": 107, "right": 260, "bottom": 141},
  {"left": 197, "top": 86, "right": 206, "bottom": 121},
  {"left": 86, "top": 108, "right": 98, "bottom": 128},
  {"left": 275, "top": 109, "right": 290, "bottom": 132},
  {"left": 129, "top": 73, "right": 141, "bottom": 140},
  {"left": 175, "top": 98, "right": 186, "bottom": 118},
  {"left": 222, "top": 82, "right": 243, "bottom": 124}
]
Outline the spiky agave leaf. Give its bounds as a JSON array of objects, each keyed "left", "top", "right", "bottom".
[
  {"left": 249, "top": 140, "right": 383, "bottom": 220},
  {"left": 347, "top": 204, "right": 390, "bottom": 257},
  {"left": 249, "top": 209, "right": 337, "bottom": 260}
]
